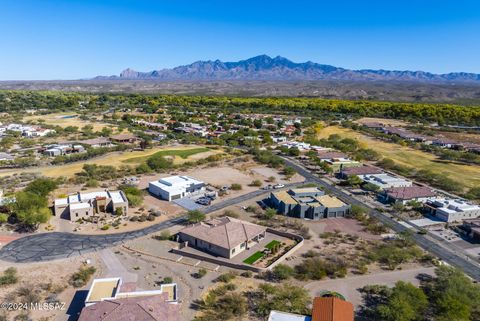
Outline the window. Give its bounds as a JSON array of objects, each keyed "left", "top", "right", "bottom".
[
  {"left": 231, "top": 248, "right": 235, "bottom": 254},
  {"left": 240, "top": 243, "right": 245, "bottom": 248}
]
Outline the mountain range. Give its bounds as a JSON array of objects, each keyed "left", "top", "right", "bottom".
[{"left": 99, "top": 55, "right": 480, "bottom": 83}]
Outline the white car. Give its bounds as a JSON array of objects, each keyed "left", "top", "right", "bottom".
[{"left": 273, "top": 184, "right": 285, "bottom": 189}]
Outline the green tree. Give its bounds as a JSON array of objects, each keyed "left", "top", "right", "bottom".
[
  {"left": 283, "top": 166, "right": 296, "bottom": 177},
  {"left": 346, "top": 175, "right": 363, "bottom": 187},
  {"left": 263, "top": 208, "right": 277, "bottom": 220},
  {"left": 187, "top": 210, "right": 205, "bottom": 223},
  {"left": 24, "top": 178, "right": 58, "bottom": 197},
  {"left": 428, "top": 266, "right": 480, "bottom": 321},
  {"left": 146, "top": 155, "right": 173, "bottom": 171},
  {"left": 271, "top": 264, "right": 294, "bottom": 280},
  {"left": 12, "top": 191, "right": 51, "bottom": 229},
  {"left": 288, "top": 147, "right": 300, "bottom": 157},
  {"left": 118, "top": 185, "right": 143, "bottom": 207},
  {"left": 376, "top": 281, "right": 428, "bottom": 321},
  {"left": 253, "top": 283, "right": 311, "bottom": 318}
]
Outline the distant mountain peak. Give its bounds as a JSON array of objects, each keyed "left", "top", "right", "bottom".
[{"left": 103, "top": 56, "right": 480, "bottom": 83}]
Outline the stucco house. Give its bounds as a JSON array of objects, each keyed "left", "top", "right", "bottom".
[
  {"left": 178, "top": 216, "right": 266, "bottom": 259},
  {"left": 54, "top": 190, "right": 128, "bottom": 221}
]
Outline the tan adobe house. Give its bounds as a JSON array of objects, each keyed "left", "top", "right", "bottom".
[
  {"left": 178, "top": 216, "right": 266, "bottom": 259},
  {"left": 54, "top": 190, "right": 128, "bottom": 221}
]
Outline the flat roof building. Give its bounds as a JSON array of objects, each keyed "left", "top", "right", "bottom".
[
  {"left": 360, "top": 173, "right": 412, "bottom": 190},
  {"left": 339, "top": 165, "right": 383, "bottom": 178},
  {"left": 268, "top": 311, "right": 312, "bottom": 321},
  {"left": 54, "top": 190, "right": 128, "bottom": 221},
  {"left": 178, "top": 216, "right": 266, "bottom": 259},
  {"left": 270, "top": 188, "right": 351, "bottom": 220},
  {"left": 79, "top": 277, "right": 179, "bottom": 321},
  {"left": 425, "top": 198, "right": 480, "bottom": 222},
  {"left": 149, "top": 175, "right": 205, "bottom": 201}
]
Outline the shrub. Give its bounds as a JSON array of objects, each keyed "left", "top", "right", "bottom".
[
  {"left": 146, "top": 154, "right": 173, "bottom": 171},
  {"left": 271, "top": 264, "right": 294, "bottom": 280},
  {"left": 250, "top": 179, "right": 262, "bottom": 187},
  {"left": 216, "top": 272, "right": 237, "bottom": 283},
  {"left": 187, "top": 210, "right": 205, "bottom": 223},
  {"left": 263, "top": 208, "right": 277, "bottom": 220},
  {"left": 241, "top": 271, "right": 253, "bottom": 278},
  {"left": 294, "top": 257, "right": 347, "bottom": 280},
  {"left": 230, "top": 183, "right": 242, "bottom": 190},
  {"left": 0, "top": 267, "right": 18, "bottom": 286},
  {"left": 162, "top": 277, "right": 173, "bottom": 284},
  {"left": 195, "top": 268, "right": 208, "bottom": 279},
  {"left": 222, "top": 209, "right": 239, "bottom": 218},
  {"left": 0, "top": 214, "right": 8, "bottom": 224},
  {"left": 100, "top": 225, "right": 110, "bottom": 230},
  {"left": 155, "top": 230, "right": 171, "bottom": 241},
  {"left": 70, "top": 266, "right": 96, "bottom": 288},
  {"left": 118, "top": 185, "right": 144, "bottom": 207},
  {"left": 85, "top": 179, "right": 99, "bottom": 188},
  {"left": 245, "top": 205, "right": 261, "bottom": 214}
]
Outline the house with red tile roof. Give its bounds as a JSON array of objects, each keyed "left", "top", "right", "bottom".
[
  {"left": 268, "top": 297, "right": 353, "bottom": 321},
  {"left": 311, "top": 297, "right": 354, "bottom": 321},
  {"left": 382, "top": 185, "right": 436, "bottom": 204}
]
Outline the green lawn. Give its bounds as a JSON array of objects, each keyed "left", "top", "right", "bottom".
[
  {"left": 243, "top": 251, "right": 264, "bottom": 265},
  {"left": 265, "top": 240, "right": 281, "bottom": 250},
  {"left": 123, "top": 147, "right": 210, "bottom": 164}
]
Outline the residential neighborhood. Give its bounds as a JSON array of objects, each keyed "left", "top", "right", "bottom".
[{"left": 1, "top": 3, "right": 480, "bottom": 319}]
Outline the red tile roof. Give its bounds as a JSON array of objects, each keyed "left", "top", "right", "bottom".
[
  {"left": 78, "top": 292, "right": 179, "bottom": 321},
  {"left": 385, "top": 186, "right": 436, "bottom": 200},
  {"left": 317, "top": 151, "right": 348, "bottom": 160},
  {"left": 311, "top": 297, "right": 354, "bottom": 321},
  {"left": 341, "top": 166, "right": 383, "bottom": 176}
]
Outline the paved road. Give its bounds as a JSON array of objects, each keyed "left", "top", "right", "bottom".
[
  {"left": 0, "top": 182, "right": 301, "bottom": 263},
  {"left": 281, "top": 156, "right": 480, "bottom": 281}
]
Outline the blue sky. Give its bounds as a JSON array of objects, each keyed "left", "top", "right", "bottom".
[{"left": 1, "top": 0, "right": 480, "bottom": 80}]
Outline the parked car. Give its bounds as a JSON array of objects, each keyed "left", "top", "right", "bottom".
[
  {"left": 273, "top": 184, "right": 285, "bottom": 189},
  {"left": 196, "top": 197, "right": 211, "bottom": 205}
]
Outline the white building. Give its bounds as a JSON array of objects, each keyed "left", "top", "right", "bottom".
[
  {"left": 149, "top": 175, "right": 205, "bottom": 201},
  {"left": 268, "top": 311, "right": 311, "bottom": 321},
  {"left": 54, "top": 190, "right": 128, "bottom": 221},
  {"left": 84, "top": 277, "right": 177, "bottom": 307},
  {"left": 43, "top": 144, "right": 85, "bottom": 157},
  {"left": 0, "top": 152, "right": 14, "bottom": 161},
  {"left": 1, "top": 123, "right": 55, "bottom": 137},
  {"left": 272, "top": 136, "right": 288, "bottom": 143},
  {"left": 281, "top": 141, "right": 311, "bottom": 150},
  {"left": 425, "top": 198, "right": 480, "bottom": 222},
  {"left": 360, "top": 173, "right": 412, "bottom": 190}
]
